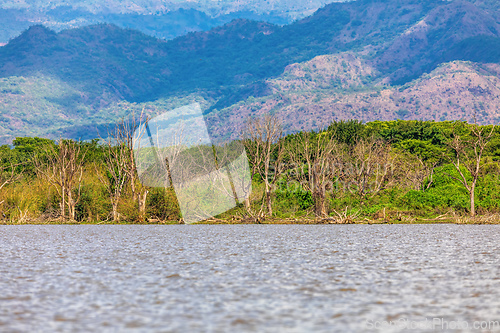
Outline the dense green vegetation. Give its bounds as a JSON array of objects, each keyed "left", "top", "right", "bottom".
[{"left": 1, "top": 119, "right": 499, "bottom": 224}]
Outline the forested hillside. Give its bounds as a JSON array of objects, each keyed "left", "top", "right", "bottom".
[{"left": 1, "top": 0, "right": 500, "bottom": 144}]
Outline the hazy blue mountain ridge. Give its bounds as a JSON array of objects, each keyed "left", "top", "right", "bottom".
[{"left": 2, "top": 0, "right": 500, "bottom": 143}]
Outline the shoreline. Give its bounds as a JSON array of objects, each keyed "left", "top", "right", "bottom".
[{"left": 2, "top": 217, "right": 499, "bottom": 225}]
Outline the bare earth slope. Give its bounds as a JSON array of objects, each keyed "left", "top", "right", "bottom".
[{"left": 209, "top": 59, "right": 500, "bottom": 138}]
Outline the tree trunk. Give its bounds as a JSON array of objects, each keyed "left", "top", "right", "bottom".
[
  {"left": 61, "top": 187, "right": 66, "bottom": 218},
  {"left": 470, "top": 183, "right": 476, "bottom": 217},
  {"left": 131, "top": 181, "right": 137, "bottom": 201},
  {"left": 112, "top": 201, "right": 119, "bottom": 222},
  {"left": 138, "top": 190, "right": 148, "bottom": 221},
  {"left": 312, "top": 190, "right": 326, "bottom": 218},
  {"left": 69, "top": 202, "right": 76, "bottom": 220},
  {"left": 67, "top": 190, "right": 76, "bottom": 220},
  {"left": 265, "top": 185, "right": 272, "bottom": 217}
]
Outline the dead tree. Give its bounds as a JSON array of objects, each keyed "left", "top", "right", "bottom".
[
  {"left": 397, "top": 153, "right": 438, "bottom": 191},
  {"left": 97, "top": 136, "right": 129, "bottom": 222},
  {"left": 0, "top": 156, "right": 23, "bottom": 206},
  {"left": 0, "top": 165, "right": 19, "bottom": 194},
  {"left": 242, "top": 115, "right": 284, "bottom": 219},
  {"left": 111, "top": 114, "right": 151, "bottom": 221},
  {"left": 444, "top": 121, "right": 496, "bottom": 217},
  {"left": 34, "top": 140, "right": 86, "bottom": 220},
  {"left": 346, "top": 138, "right": 395, "bottom": 202},
  {"left": 287, "top": 130, "right": 340, "bottom": 218}
]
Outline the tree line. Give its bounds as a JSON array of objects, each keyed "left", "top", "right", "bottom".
[
  {"left": 242, "top": 117, "right": 499, "bottom": 222},
  {"left": 0, "top": 117, "right": 499, "bottom": 223}
]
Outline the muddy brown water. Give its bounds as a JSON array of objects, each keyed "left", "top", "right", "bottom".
[{"left": 1, "top": 225, "right": 499, "bottom": 332}]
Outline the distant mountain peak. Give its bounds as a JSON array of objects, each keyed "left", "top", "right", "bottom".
[
  {"left": 13, "top": 25, "right": 57, "bottom": 42},
  {"left": 5, "top": 25, "right": 58, "bottom": 53}
]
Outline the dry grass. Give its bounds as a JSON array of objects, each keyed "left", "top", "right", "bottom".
[{"left": 453, "top": 214, "right": 500, "bottom": 224}]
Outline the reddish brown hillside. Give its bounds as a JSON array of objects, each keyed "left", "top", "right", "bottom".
[{"left": 209, "top": 60, "right": 500, "bottom": 139}]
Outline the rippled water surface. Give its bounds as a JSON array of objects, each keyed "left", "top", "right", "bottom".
[{"left": 1, "top": 225, "right": 499, "bottom": 332}]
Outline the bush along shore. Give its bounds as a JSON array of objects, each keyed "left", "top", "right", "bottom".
[{"left": 1, "top": 118, "right": 500, "bottom": 225}]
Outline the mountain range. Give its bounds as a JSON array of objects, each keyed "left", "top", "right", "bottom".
[
  {"left": 0, "top": 0, "right": 344, "bottom": 44},
  {"left": 1, "top": 0, "right": 500, "bottom": 144}
]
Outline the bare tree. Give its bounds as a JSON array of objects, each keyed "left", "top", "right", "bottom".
[
  {"left": 242, "top": 115, "right": 285, "bottom": 220},
  {"left": 444, "top": 121, "right": 496, "bottom": 217},
  {"left": 345, "top": 138, "right": 395, "bottom": 202},
  {"left": 0, "top": 158, "right": 23, "bottom": 206},
  {"left": 34, "top": 140, "right": 87, "bottom": 220},
  {"left": 287, "top": 130, "right": 340, "bottom": 218},
  {"left": 0, "top": 160, "right": 21, "bottom": 188},
  {"left": 97, "top": 137, "right": 129, "bottom": 222},
  {"left": 111, "top": 114, "right": 150, "bottom": 221},
  {"left": 396, "top": 153, "right": 438, "bottom": 191}
]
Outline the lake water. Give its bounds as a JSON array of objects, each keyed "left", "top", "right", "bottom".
[{"left": 0, "top": 225, "right": 499, "bottom": 332}]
